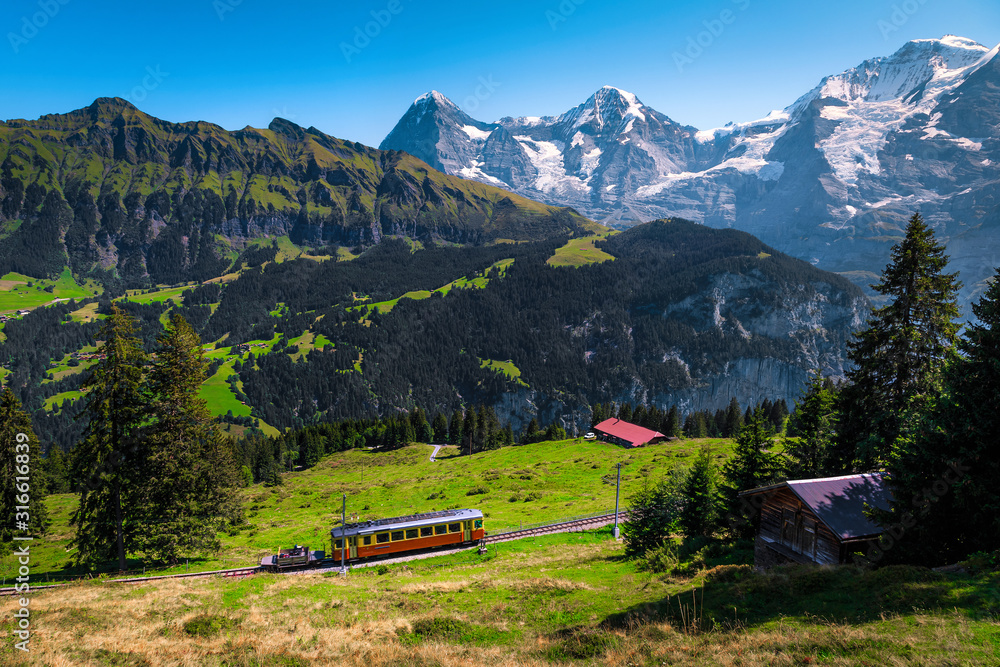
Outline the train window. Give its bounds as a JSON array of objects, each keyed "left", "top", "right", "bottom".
[
  {"left": 376, "top": 533, "right": 389, "bottom": 544},
  {"left": 420, "top": 526, "right": 433, "bottom": 537},
  {"left": 434, "top": 524, "right": 447, "bottom": 535},
  {"left": 474, "top": 519, "right": 483, "bottom": 529},
  {"left": 333, "top": 539, "right": 343, "bottom": 550},
  {"left": 363, "top": 536, "right": 372, "bottom": 546},
  {"left": 448, "top": 523, "right": 461, "bottom": 533},
  {"left": 405, "top": 528, "right": 418, "bottom": 539},
  {"left": 391, "top": 530, "right": 404, "bottom": 541}
]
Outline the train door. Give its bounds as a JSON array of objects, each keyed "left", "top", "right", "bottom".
[
  {"left": 349, "top": 536, "right": 358, "bottom": 559},
  {"left": 463, "top": 520, "right": 472, "bottom": 542}
]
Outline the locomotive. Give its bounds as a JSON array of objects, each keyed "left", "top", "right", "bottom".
[{"left": 261, "top": 508, "right": 485, "bottom": 571}]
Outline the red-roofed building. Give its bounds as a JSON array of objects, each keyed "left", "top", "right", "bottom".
[{"left": 593, "top": 418, "right": 667, "bottom": 448}]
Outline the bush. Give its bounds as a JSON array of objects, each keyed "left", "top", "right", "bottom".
[
  {"left": 703, "top": 564, "right": 751, "bottom": 583},
  {"left": 544, "top": 628, "right": 621, "bottom": 660},
  {"left": 466, "top": 485, "right": 489, "bottom": 496},
  {"left": 524, "top": 491, "right": 542, "bottom": 502},
  {"left": 376, "top": 564, "right": 391, "bottom": 576},
  {"left": 641, "top": 540, "right": 679, "bottom": 574},
  {"left": 183, "top": 614, "right": 237, "bottom": 637}
]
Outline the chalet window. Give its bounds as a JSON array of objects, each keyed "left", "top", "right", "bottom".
[
  {"left": 390, "top": 530, "right": 404, "bottom": 541},
  {"left": 420, "top": 526, "right": 433, "bottom": 537},
  {"left": 800, "top": 519, "right": 817, "bottom": 557},
  {"left": 405, "top": 528, "right": 418, "bottom": 539},
  {"left": 780, "top": 509, "right": 796, "bottom": 546}
]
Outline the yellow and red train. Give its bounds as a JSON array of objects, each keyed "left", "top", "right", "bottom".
[{"left": 261, "top": 508, "right": 485, "bottom": 571}]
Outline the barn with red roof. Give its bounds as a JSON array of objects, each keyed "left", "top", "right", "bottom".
[{"left": 592, "top": 418, "right": 667, "bottom": 448}]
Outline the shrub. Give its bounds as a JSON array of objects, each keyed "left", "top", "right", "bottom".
[
  {"left": 466, "top": 485, "right": 489, "bottom": 496},
  {"left": 703, "top": 564, "right": 751, "bottom": 583},
  {"left": 183, "top": 614, "right": 237, "bottom": 637},
  {"left": 641, "top": 540, "right": 679, "bottom": 574},
  {"left": 524, "top": 491, "right": 542, "bottom": 502}
]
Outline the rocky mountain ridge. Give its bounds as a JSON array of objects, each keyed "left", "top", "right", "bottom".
[
  {"left": 380, "top": 35, "right": 1000, "bottom": 309},
  {"left": 0, "top": 98, "right": 590, "bottom": 285}
]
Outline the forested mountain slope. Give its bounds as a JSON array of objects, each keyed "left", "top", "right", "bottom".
[{"left": 6, "top": 219, "right": 866, "bottom": 448}]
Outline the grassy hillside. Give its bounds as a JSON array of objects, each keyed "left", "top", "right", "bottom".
[
  {"left": 0, "top": 98, "right": 593, "bottom": 285},
  {"left": 9, "top": 436, "right": 742, "bottom": 580},
  {"left": 2, "top": 526, "right": 998, "bottom": 665}
]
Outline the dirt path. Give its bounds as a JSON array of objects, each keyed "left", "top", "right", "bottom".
[{"left": 429, "top": 444, "right": 443, "bottom": 462}]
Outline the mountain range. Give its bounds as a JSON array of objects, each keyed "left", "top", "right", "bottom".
[
  {"left": 380, "top": 35, "right": 1000, "bottom": 309},
  {"left": 0, "top": 99, "right": 590, "bottom": 285}
]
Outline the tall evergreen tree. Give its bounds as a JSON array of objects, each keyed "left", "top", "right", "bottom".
[
  {"left": 71, "top": 304, "right": 148, "bottom": 570},
  {"left": 448, "top": 409, "right": 464, "bottom": 446},
  {"left": 136, "top": 315, "right": 242, "bottom": 563},
  {"left": 719, "top": 408, "right": 781, "bottom": 538},
  {"left": 784, "top": 372, "right": 840, "bottom": 478},
  {"left": 840, "top": 213, "right": 961, "bottom": 470},
  {"left": 723, "top": 397, "right": 744, "bottom": 437},
  {"left": 462, "top": 408, "right": 477, "bottom": 456},
  {"left": 431, "top": 413, "right": 448, "bottom": 443},
  {"left": 678, "top": 445, "right": 718, "bottom": 538},
  {"left": 874, "top": 267, "right": 1000, "bottom": 565},
  {"left": 0, "top": 388, "right": 50, "bottom": 544}
]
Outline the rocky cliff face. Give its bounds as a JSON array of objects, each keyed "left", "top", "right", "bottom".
[{"left": 381, "top": 36, "right": 1000, "bottom": 311}]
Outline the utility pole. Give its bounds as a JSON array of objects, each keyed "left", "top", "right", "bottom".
[
  {"left": 340, "top": 494, "right": 347, "bottom": 576},
  {"left": 613, "top": 462, "right": 621, "bottom": 540}
]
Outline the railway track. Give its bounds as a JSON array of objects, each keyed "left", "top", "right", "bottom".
[{"left": 0, "top": 512, "right": 626, "bottom": 595}]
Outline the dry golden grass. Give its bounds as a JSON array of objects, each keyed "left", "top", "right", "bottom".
[{"left": 2, "top": 537, "right": 996, "bottom": 666}]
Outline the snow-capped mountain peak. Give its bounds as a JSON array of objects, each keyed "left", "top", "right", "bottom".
[
  {"left": 380, "top": 36, "right": 1000, "bottom": 310},
  {"left": 413, "top": 90, "right": 457, "bottom": 108},
  {"left": 558, "top": 85, "right": 648, "bottom": 134}
]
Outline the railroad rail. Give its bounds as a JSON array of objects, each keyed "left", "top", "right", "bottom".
[{"left": 0, "top": 511, "right": 626, "bottom": 595}]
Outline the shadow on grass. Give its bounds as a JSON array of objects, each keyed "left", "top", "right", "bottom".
[{"left": 602, "top": 563, "right": 1000, "bottom": 631}]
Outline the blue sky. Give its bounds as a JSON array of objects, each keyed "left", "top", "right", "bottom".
[{"left": 1, "top": 0, "right": 998, "bottom": 147}]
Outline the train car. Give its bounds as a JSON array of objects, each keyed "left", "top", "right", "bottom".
[{"left": 329, "top": 508, "right": 485, "bottom": 563}]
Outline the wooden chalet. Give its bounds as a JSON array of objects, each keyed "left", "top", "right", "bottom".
[
  {"left": 739, "top": 473, "right": 892, "bottom": 568},
  {"left": 592, "top": 418, "right": 667, "bottom": 448}
]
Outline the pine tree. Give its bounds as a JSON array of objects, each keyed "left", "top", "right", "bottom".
[
  {"left": 622, "top": 471, "right": 684, "bottom": 558},
  {"left": 784, "top": 372, "right": 839, "bottom": 478},
  {"left": 431, "top": 413, "right": 448, "bottom": 443},
  {"left": 0, "top": 389, "right": 50, "bottom": 543},
  {"left": 136, "top": 314, "right": 242, "bottom": 563},
  {"left": 44, "top": 445, "right": 70, "bottom": 494},
  {"left": 874, "top": 267, "right": 1000, "bottom": 565},
  {"left": 841, "top": 213, "right": 961, "bottom": 470},
  {"left": 678, "top": 445, "right": 718, "bottom": 538},
  {"left": 663, "top": 405, "right": 681, "bottom": 438},
  {"left": 719, "top": 408, "right": 781, "bottom": 538},
  {"left": 448, "top": 409, "right": 464, "bottom": 446},
  {"left": 462, "top": 408, "right": 477, "bottom": 456},
  {"left": 71, "top": 304, "right": 148, "bottom": 570},
  {"left": 724, "top": 397, "right": 744, "bottom": 437}
]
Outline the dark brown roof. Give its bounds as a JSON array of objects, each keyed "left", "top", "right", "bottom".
[{"left": 741, "top": 473, "right": 892, "bottom": 540}]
